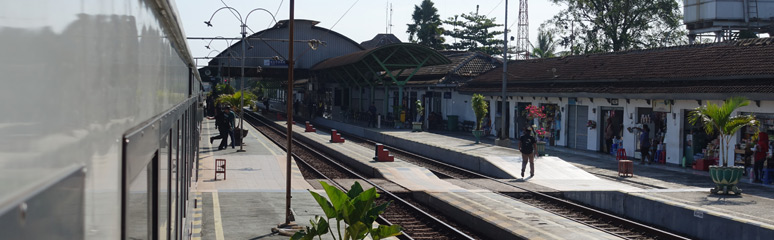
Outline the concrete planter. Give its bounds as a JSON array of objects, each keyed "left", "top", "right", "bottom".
[
  {"left": 537, "top": 141, "right": 546, "bottom": 156},
  {"left": 709, "top": 165, "right": 744, "bottom": 195},
  {"left": 412, "top": 122, "right": 423, "bottom": 132},
  {"left": 472, "top": 130, "right": 484, "bottom": 144}
]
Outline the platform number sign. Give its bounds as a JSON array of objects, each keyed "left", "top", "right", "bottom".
[{"left": 693, "top": 210, "right": 704, "bottom": 218}]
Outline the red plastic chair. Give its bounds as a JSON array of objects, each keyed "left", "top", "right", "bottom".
[{"left": 616, "top": 148, "right": 627, "bottom": 161}]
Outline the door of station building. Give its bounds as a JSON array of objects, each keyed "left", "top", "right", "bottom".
[
  {"left": 515, "top": 102, "right": 531, "bottom": 137},
  {"left": 599, "top": 107, "right": 624, "bottom": 153},
  {"left": 495, "top": 101, "right": 511, "bottom": 138},
  {"left": 567, "top": 105, "right": 589, "bottom": 149}
]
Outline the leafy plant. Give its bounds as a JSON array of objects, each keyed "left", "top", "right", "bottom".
[
  {"left": 471, "top": 94, "right": 488, "bottom": 130},
  {"left": 415, "top": 100, "right": 424, "bottom": 122},
  {"left": 291, "top": 181, "right": 402, "bottom": 240},
  {"left": 215, "top": 83, "right": 236, "bottom": 95},
  {"left": 524, "top": 105, "right": 546, "bottom": 120},
  {"left": 688, "top": 97, "right": 759, "bottom": 167},
  {"left": 215, "top": 91, "right": 257, "bottom": 112}
]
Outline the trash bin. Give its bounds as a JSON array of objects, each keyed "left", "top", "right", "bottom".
[
  {"left": 234, "top": 128, "right": 248, "bottom": 146},
  {"left": 447, "top": 115, "right": 458, "bottom": 131}
]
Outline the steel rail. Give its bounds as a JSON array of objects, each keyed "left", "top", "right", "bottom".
[
  {"left": 313, "top": 124, "right": 690, "bottom": 240},
  {"left": 242, "top": 111, "right": 475, "bottom": 240}
]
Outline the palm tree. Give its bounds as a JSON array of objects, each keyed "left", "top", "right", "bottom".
[
  {"left": 531, "top": 30, "right": 556, "bottom": 58},
  {"left": 688, "top": 97, "right": 759, "bottom": 167}
]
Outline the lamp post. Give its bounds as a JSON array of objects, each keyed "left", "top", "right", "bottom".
[
  {"left": 496, "top": 0, "right": 511, "bottom": 147},
  {"left": 205, "top": 7, "right": 277, "bottom": 153}
]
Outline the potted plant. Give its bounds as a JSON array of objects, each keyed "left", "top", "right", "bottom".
[
  {"left": 525, "top": 105, "right": 547, "bottom": 155},
  {"left": 471, "top": 94, "right": 488, "bottom": 143},
  {"left": 688, "top": 96, "right": 759, "bottom": 195},
  {"left": 291, "top": 181, "right": 402, "bottom": 240},
  {"left": 412, "top": 100, "right": 424, "bottom": 132}
]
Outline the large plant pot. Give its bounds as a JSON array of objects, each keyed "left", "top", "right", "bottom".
[
  {"left": 709, "top": 165, "right": 744, "bottom": 195},
  {"left": 412, "top": 122, "right": 423, "bottom": 132},
  {"left": 472, "top": 130, "right": 484, "bottom": 144},
  {"left": 536, "top": 141, "right": 547, "bottom": 156}
]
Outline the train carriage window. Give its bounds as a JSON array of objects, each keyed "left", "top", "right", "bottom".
[
  {"left": 170, "top": 120, "right": 179, "bottom": 240},
  {"left": 125, "top": 152, "right": 157, "bottom": 240},
  {"left": 159, "top": 132, "right": 171, "bottom": 240}
]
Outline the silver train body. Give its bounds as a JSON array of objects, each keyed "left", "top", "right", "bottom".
[{"left": 0, "top": 0, "right": 202, "bottom": 239}]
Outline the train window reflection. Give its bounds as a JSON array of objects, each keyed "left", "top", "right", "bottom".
[{"left": 125, "top": 154, "right": 153, "bottom": 239}]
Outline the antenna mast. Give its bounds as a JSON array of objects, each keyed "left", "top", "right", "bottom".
[
  {"left": 389, "top": 3, "right": 394, "bottom": 33},
  {"left": 384, "top": 1, "right": 390, "bottom": 33},
  {"left": 516, "top": 0, "right": 529, "bottom": 59}
]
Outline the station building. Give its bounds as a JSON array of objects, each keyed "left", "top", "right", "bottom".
[{"left": 461, "top": 38, "right": 774, "bottom": 165}]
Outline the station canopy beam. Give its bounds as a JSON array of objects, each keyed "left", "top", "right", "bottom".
[{"left": 312, "top": 43, "right": 451, "bottom": 115}]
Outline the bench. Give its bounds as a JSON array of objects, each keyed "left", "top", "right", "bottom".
[
  {"left": 460, "top": 120, "right": 475, "bottom": 131},
  {"left": 215, "top": 159, "right": 226, "bottom": 180}
]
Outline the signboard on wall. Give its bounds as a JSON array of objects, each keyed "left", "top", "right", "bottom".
[
  {"left": 652, "top": 99, "right": 672, "bottom": 112},
  {"left": 263, "top": 59, "right": 288, "bottom": 66}
]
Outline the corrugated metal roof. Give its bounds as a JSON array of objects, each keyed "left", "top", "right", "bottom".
[{"left": 462, "top": 38, "right": 774, "bottom": 94}]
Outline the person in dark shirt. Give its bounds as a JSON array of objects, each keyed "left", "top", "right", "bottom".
[
  {"left": 519, "top": 127, "right": 537, "bottom": 178},
  {"left": 225, "top": 107, "right": 236, "bottom": 149},
  {"left": 632, "top": 125, "right": 651, "bottom": 164},
  {"left": 368, "top": 102, "right": 377, "bottom": 127},
  {"left": 208, "top": 108, "right": 225, "bottom": 145},
  {"left": 209, "top": 107, "right": 231, "bottom": 150}
]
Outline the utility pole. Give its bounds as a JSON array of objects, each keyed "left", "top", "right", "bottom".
[{"left": 496, "top": 0, "right": 511, "bottom": 147}]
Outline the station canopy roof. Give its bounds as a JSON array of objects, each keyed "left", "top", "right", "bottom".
[{"left": 311, "top": 43, "right": 452, "bottom": 86}]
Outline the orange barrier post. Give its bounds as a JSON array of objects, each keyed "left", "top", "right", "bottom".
[{"left": 330, "top": 129, "right": 345, "bottom": 143}]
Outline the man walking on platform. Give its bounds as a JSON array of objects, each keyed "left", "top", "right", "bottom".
[
  {"left": 519, "top": 127, "right": 537, "bottom": 178},
  {"left": 209, "top": 107, "right": 232, "bottom": 150},
  {"left": 368, "top": 102, "right": 377, "bottom": 127},
  {"left": 224, "top": 106, "right": 236, "bottom": 149}
]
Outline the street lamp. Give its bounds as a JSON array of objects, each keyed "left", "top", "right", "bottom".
[{"left": 205, "top": 7, "right": 277, "bottom": 153}]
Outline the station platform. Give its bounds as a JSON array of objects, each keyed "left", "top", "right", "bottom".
[
  {"left": 261, "top": 114, "right": 639, "bottom": 239},
  {"left": 304, "top": 116, "right": 774, "bottom": 240},
  {"left": 194, "top": 118, "right": 321, "bottom": 240}
]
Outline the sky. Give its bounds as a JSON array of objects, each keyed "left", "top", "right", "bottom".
[{"left": 177, "top": 0, "right": 563, "bottom": 68}]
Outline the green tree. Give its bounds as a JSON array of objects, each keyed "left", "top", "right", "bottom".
[
  {"left": 688, "top": 97, "right": 759, "bottom": 167},
  {"left": 530, "top": 30, "right": 556, "bottom": 58},
  {"left": 407, "top": 0, "right": 445, "bottom": 49},
  {"left": 471, "top": 94, "right": 488, "bottom": 130},
  {"left": 546, "top": 0, "right": 685, "bottom": 53},
  {"left": 443, "top": 10, "right": 505, "bottom": 55}
]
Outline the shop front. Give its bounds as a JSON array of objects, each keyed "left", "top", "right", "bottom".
[
  {"left": 682, "top": 109, "right": 717, "bottom": 169},
  {"left": 633, "top": 101, "right": 669, "bottom": 162},
  {"left": 539, "top": 103, "right": 560, "bottom": 146},
  {"left": 600, "top": 107, "right": 624, "bottom": 154}
]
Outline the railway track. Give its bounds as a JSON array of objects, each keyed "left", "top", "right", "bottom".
[
  {"left": 306, "top": 121, "right": 690, "bottom": 240},
  {"left": 242, "top": 111, "right": 482, "bottom": 240}
]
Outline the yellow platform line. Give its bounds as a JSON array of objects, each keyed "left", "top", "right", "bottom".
[
  {"left": 212, "top": 192, "right": 225, "bottom": 240},
  {"left": 250, "top": 130, "right": 279, "bottom": 156}
]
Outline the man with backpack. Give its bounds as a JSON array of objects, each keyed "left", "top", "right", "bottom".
[{"left": 519, "top": 127, "right": 538, "bottom": 178}]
